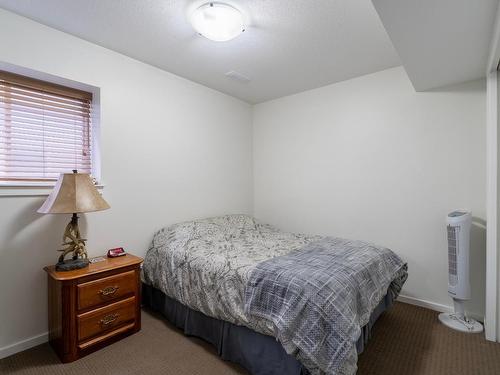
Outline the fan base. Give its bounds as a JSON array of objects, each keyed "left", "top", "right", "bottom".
[{"left": 438, "top": 312, "right": 483, "bottom": 333}]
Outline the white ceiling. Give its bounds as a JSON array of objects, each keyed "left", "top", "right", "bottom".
[
  {"left": 0, "top": 0, "right": 401, "bottom": 104},
  {"left": 373, "top": 0, "right": 499, "bottom": 91}
]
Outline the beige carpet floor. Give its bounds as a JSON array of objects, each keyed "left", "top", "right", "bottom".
[{"left": 2, "top": 302, "right": 500, "bottom": 375}]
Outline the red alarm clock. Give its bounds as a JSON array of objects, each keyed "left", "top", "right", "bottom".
[{"left": 107, "top": 247, "right": 127, "bottom": 258}]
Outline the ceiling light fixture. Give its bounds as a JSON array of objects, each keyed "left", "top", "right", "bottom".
[{"left": 190, "top": 2, "right": 245, "bottom": 42}]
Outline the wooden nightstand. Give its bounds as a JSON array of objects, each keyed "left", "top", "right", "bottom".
[{"left": 44, "top": 254, "right": 143, "bottom": 363}]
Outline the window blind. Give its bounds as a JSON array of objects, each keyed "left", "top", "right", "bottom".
[{"left": 0, "top": 71, "right": 93, "bottom": 181}]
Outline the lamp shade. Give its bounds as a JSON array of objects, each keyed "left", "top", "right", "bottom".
[{"left": 38, "top": 172, "right": 110, "bottom": 214}]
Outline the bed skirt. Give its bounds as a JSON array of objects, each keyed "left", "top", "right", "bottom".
[{"left": 142, "top": 283, "right": 394, "bottom": 375}]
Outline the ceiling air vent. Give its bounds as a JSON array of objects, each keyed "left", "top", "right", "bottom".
[{"left": 225, "top": 71, "right": 251, "bottom": 83}]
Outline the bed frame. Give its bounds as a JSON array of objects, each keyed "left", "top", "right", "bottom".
[{"left": 142, "top": 283, "right": 394, "bottom": 375}]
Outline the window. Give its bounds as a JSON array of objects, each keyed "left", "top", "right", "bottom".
[{"left": 0, "top": 70, "right": 93, "bottom": 182}]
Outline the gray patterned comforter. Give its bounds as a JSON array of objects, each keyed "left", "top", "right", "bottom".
[
  {"left": 142, "top": 215, "right": 320, "bottom": 334},
  {"left": 142, "top": 215, "right": 407, "bottom": 374},
  {"left": 245, "top": 237, "right": 407, "bottom": 375}
]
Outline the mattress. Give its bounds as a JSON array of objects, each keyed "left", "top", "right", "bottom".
[{"left": 141, "top": 214, "right": 407, "bottom": 374}]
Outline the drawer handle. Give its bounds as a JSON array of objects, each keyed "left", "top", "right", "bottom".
[
  {"left": 100, "top": 313, "right": 119, "bottom": 326},
  {"left": 99, "top": 286, "right": 119, "bottom": 296}
]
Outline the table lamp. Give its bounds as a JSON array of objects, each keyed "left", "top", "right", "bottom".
[{"left": 38, "top": 170, "right": 110, "bottom": 271}]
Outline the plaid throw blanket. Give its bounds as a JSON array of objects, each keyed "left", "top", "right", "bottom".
[{"left": 244, "top": 237, "right": 408, "bottom": 375}]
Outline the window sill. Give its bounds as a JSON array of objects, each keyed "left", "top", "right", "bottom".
[{"left": 0, "top": 182, "right": 105, "bottom": 197}]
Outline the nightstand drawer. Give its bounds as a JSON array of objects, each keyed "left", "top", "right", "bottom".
[
  {"left": 77, "top": 297, "right": 136, "bottom": 342},
  {"left": 77, "top": 270, "right": 136, "bottom": 310}
]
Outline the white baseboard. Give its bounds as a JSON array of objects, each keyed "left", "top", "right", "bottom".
[
  {"left": 0, "top": 332, "right": 48, "bottom": 360},
  {"left": 397, "top": 295, "right": 453, "bottom": 313},
  {"left": 397, "top": 295, "right": 484, "bottom": 323}
]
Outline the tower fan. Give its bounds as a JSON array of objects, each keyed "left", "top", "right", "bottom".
[{"left": 438, "top": 210, "right": 483, "bottom": 333}]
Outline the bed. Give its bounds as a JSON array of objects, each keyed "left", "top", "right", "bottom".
[{"left": 141, "top": 215, "right": 407, "bottom": 375}]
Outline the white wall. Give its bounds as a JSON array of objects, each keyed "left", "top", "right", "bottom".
[
  {"left": 253, "top": 67, "right": 486, "bottom": 318},
  {"left": 0, "top": 9, "right": 253, "bottom": 355}
]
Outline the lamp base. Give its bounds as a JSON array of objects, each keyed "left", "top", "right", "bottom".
[{"left": 55, "top": 258, "right": 90, "bottom": 272}]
